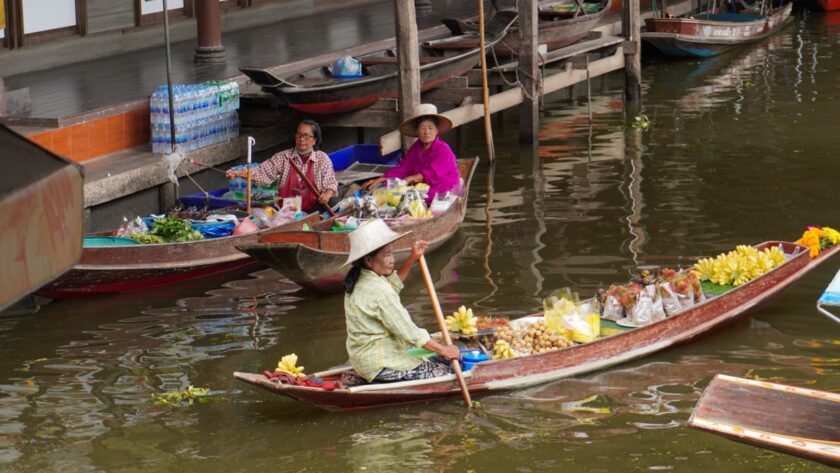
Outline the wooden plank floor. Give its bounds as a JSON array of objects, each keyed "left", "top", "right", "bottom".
[{"left": 4, "top": 0, "right": 507, "bottom": 119}]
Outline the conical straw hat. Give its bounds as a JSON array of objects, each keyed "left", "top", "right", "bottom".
[
  {"left": 343, "top": 219, "right": 412, "bottom": 267},
  {"left": 398, "top": 103, "right": 453, "bottom": 137}
]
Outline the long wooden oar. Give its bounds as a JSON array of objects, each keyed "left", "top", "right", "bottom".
[
  {"left": 286, "top": 156, "right": 336, "bottom": 217},
  {"left": 478, "top": 0, "right": 496, "bottom": 163},
  {"left": 418, "top": 255, "right": 473, "bottom": 408}
]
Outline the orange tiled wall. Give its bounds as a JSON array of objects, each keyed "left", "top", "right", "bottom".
[{"left": 28, "top": 107, "right": 151, "bottom": 163}]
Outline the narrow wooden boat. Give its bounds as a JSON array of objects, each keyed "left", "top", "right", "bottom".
[
  {"left": 816, "top": 266, "right": 840, "bottom": 324},
  {"left": 642, "top": 2, "right": 793, "bottom": 58},
  {"left": 37, "top": 145, "right": 398, "bottom": 299},
  {"left": 817, "top": 0, "right": 840, "bottom": 12},
  {"left": 233, "top": 242, "right": 840, "bottom": 411},
  {"left": 689, "top": 374, "right": 840, "bottom": 467},
  {"left": 1, "top": 124, "right": 84, "bottom": 310},
  {"left": 236, "top": 158, "right": 479, "bottom": 293},
  {"left": 238, "top": 12, "right": 517, "bottom": 115},
  {"left": 425, "top": 0, "right": 611, "bottom": 56},
  {"left": 37, "top": 213, "right": 322, "bottom": 299}
]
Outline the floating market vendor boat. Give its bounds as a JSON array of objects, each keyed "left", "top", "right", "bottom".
[
  {"left": 37, "top": 145, "right": 399, "bottom": 299},
  {"left": 239, "top": 12, "right": 517, "bottom": 115},
  {"left": 233, "top": 241, "right": 840, "bottom": 411},
  {"left": 236, "top": 158, "right": 479, "bottom": 293},
  {"left": 642, "top": 1, "right": 793, "bottom": 58},
  {"left": 425, "top": 0, "right": 611, "bottom": 56},
  {"left": 689, "top": 374, "right": 840, "bottom": 468}
]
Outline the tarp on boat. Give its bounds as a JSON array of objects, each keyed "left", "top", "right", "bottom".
[{"left": 0, "top": 123, "right": 84, "bottom": 311}]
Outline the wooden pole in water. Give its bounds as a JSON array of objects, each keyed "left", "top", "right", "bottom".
[
  {"left": 479, "top": 0, "right": 496, "bottom": 161},
  {"left": 623, "top": 0, "right": 643, "bottom": 106},
  {"left": 517, "top": 0, "right": 539, "bottom": 145},
  {"left": 418, "top": 256, "right": 473, "bottom": 408},
  {"left": 395, "top": 0, "right": 421, "bottom": 152}
]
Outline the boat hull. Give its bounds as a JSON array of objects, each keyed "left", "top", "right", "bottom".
[
  {"left": 817, "top": 0, "right": 840, "bottom": 11},
  {"left": 243, "top": 12, "right": 517, "bottom": 115},
  {"left": 690, "top": 374, "right": 840, "bottom": 467},
  {"left": 642, "top": 4, "right": 793, "bottom": 57},
  {"left": 426, "top": 2, "right": 610, "bottom": 56},
  {"left": 237, "top": 158, "right": 478, "bottom": 292},
  {"left": 38, "top": 213, "right": 320, "bottom": 298},
  {"left": 234, "top": 242, "right": 840, "bottom": 411}
]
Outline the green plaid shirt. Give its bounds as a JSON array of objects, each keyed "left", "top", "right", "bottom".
[{"left": 345, "top": 269, "right": 431, "bottom": 381}]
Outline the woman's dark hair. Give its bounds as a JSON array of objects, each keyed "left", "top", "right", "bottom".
[
  {"left": 344, "top": 260, "right": 365, "bottom": 294},
  {"left": 300, "top": 119, "right": 322, "bottom": 150},
  {"left": 415, "top": 116, "right": 438, "bottom": 131}
]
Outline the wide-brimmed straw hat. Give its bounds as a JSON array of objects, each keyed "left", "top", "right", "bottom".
[
  {"left": 343, "top": 219, "right": 412, "bottom": 267},
  {"left": 398, "top": 103, "right": 453, "bottom": 137}
]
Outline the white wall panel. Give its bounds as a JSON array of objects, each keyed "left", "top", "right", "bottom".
[{"left": 22, "top": 0, "right": 76, "bottom": 34}]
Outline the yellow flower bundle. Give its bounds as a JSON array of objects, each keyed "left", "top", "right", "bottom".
[
  {"left": 693, "top": 245, "right": 786, "bottom": 287},
  {"left": 795, "top": 226, "right": 840, "bottom": 259}
]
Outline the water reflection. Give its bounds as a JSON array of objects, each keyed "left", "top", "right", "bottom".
[{"left": 2, "top": 11, "right": 840, "bottom": 473}]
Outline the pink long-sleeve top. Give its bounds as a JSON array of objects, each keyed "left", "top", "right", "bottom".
[{"left": 383, "top": 136, "right": 460, "bottom": 204}]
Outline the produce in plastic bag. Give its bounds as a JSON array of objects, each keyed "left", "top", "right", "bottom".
[
  {"left": 117, "top": 216, "right": 150, "bottom": 237},
  {"left": 658, "top": 282, "right": 682, "bottom": 316},
  {"left": 645, "top": 284, "right": 667, "bottom": 322},
  {"left": 601, "top": 295, "right": 624, "bottom": 321},
  {"left": 629, "top": 291, "right": 654, "bottom": 326}
]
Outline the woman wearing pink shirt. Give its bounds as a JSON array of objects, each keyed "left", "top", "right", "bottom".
[{"left": 363, "top": 104, "right": 460, "bottom": 203}]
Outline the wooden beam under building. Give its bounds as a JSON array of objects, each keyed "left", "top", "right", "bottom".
[{"left": 380, "top": 48, "right": 626, "bottom": 155}]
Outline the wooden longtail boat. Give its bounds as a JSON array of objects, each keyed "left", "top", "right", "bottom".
[
  {"left": 233, "top": 242, "right": 840, "bottom": 411},
  {"left": 689, "top": 374, "right": 840, "bottom": 467},
  {"left": 238, "top": 12, "right": 517, "bottom": 115},
  {"left": 37, "top": 213, "right": 322, "bottom": 299},
  {"left": 425, "top": 0, "right": 611, "bottom": 56},
  {"left": 236, "top": 158, "right": 479, "bottom": 293},
  {"left": 37, "top": 145, "right": 399, "bottom": 299},
  {"left": 642, "top": 2, "right": 793, "bottom": 58}
]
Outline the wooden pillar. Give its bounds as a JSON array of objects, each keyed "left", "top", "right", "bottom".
[
  {"left": 0, "top": 78, "right": 5, "bottom": 116},
  {"left": 194, "top": 0, "right": 226, "bottom": 64},
  {"left": 622, "top": 0, "right": 642, "bottom": 105},
  {"left": 395, "top": 0, "right": 421, "bottom": 151},
  {"left": 517, "top": 0, "right": 539, "bottom": 144}
]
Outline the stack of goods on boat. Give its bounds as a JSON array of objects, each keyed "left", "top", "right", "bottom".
[
  {"left": 333, "top": 178, "right": 456, "bottom": 231},
  {"left": 794, "top": 225, "right": 840, "bottom": 259},
  {"left": 110, "top": 205, "right": 305, "bottom": 245}
]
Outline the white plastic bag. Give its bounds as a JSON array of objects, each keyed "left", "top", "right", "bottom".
[
  {"left": 659, "top": 282, "right": 683, "bottom": 316},
  {"left": 602, "top": 295, "right": 624, "bottom": 321},
  {"left": 646, "top": 284, "right": 667, "bottom": 322},
  {"left": 630, "top": 292, "right": 654, "bottom": 326}
]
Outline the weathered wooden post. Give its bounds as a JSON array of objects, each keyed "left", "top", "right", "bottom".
[
  {"left": 194, "top": 0, "right": 226, "bottom": 63},
  {"left": 395, "top": 0, "right": 421, "bottom": 151},
  {"left": 517, "top": 0, "right": 539, "bottom": 145},
  {"left": 623, "top": 0, "right": 642, "bottom": 106}
]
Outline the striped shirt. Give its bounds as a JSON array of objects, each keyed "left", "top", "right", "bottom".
[
  {"left": 345, "top": 269, "right": 431, "bottom": 382},
  {"left": 251, "top": 148, "right": 338, "bottom": 194}
]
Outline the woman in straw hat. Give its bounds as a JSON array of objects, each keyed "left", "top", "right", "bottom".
[
  {"left": 362, "top": 104, "right": 460, "bottom": 204},
  {"left": 344, "top": 219, "right": 459, "bottom": 383}
]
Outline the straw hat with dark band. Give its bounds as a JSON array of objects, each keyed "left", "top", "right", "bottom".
[
  {"left": 398, "top": 103, "right": 453, "bottom": 137},
  {"left": 344, "top": 219, "right": 412, "bottom": 267}
]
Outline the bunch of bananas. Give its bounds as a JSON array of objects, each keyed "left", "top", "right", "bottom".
[
  {"left": 693, "top": 245, "right": 786, "bottom": 287},
  {"left": 492, "top": 340, "right": 516, "bottom": 360},
  {"left": 406, "top": 198, "right": 433, "bottom": 219},
  {"left": 445, "top": 306, "right": 478, "bottom": 335},
  {"left": 275, "top": 353, "right": 305, "bottom": 378}
]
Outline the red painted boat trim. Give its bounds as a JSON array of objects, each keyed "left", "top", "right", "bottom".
[
  {"left": 37, "top": 259, "right": 260, "bottom": 298},
  {"left": 818, "top": 0, "right": 840, "bottom": 11}
]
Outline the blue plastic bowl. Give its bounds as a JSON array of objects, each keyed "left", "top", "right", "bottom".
[{"left": 461, "top": 350, "right": 490, "bottom": 371}]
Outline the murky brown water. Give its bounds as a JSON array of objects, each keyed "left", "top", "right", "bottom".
[{"left": 2, "top": 10, "right": 840, "bottom": 473}]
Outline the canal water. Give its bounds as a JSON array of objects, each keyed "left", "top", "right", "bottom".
[{"left": 2, "top": 10, "right": 839, "bottom": 473}]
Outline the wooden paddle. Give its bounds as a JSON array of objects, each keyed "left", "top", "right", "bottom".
[
  {"left": 418, "top": 255, "right": 473, "bottom": 408},
  {"left": 286, "top": 155, "right": 337, "bottom": 217}
]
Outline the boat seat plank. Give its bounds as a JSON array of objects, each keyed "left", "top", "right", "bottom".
[
  {"left": 359, "top": 56, "right": 443, "bottom": 66},
  {"left": 693, "top": 375, "right": 840, "bottom": 441}
]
